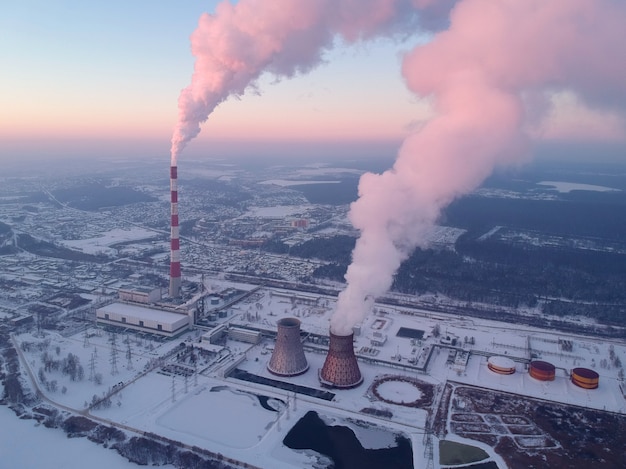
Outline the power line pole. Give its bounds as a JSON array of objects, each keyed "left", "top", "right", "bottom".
[{"left": 110, "top": 332, "right": 119, "bottom": 375}]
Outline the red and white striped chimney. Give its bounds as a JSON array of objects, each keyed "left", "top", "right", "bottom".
[{"left": 169, "top": 165, "right": 181, "bottom": 297}]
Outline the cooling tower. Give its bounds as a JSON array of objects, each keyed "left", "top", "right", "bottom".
[
  {"left": 267, "top": 317, "right": 309, "bottom": 376},
  {"left": 169, "top": 165, "right": 181, "bottom": 297},
  {"left": 319, "top": 331, "right": 363, "bottom": 388}
]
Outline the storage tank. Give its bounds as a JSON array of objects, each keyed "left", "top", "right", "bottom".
[
  {"left": 487, "top": 356, "right": 516, "bottom": 375},
  {"left": 529, "top": 360, "right": 556, "bottom": 381},
  {"left": 571, "top": 367, "right": 599, "bottom": 389},
  {"left": 267, "top": 318, "right": 309, "bottom": 376},
  {"left": 319, "top": 331, "right": 363, "bottom": 388}
]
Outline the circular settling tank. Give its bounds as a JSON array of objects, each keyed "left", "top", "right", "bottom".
[{"left": 529, "top": 360, "right": 556, "bottom": 381}]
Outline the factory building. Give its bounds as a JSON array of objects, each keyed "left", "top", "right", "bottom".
[
  {"left": 118, "top": 286, "right": 161, "bottom": 304},
  {"left": 228, "top": 326, "right": 262, "bottom": 344},
  {"left": 269, "top": 289, "right": 320, "bottom": 306},
  {"left": 96, "top": 302, "right": 190, "bottom": 338}
]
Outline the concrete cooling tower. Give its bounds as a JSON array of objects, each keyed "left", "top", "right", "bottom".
[
  {"left": 319, "top": 331, "right": 363, "bottom": 388},
  {"left": 267, "top": 317, "right": 309, "bottom": 376}
]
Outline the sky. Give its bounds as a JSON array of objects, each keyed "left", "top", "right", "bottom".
[
  {"left": 1, "top": 1, "right": 428, "bottom": 162},
  {"left": 1, "top": 0, "right": 625, "bottom": 163}
]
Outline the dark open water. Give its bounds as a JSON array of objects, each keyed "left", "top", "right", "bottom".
[{"left": 283, "top": 411, "right": 413, "bottom": 469}]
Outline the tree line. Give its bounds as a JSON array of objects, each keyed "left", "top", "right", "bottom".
[{"left": 294, "top": 234, "right": 626, "bottom": 327}]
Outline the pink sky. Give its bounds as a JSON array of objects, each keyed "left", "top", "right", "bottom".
[{"left": 1, "top": 0, "right": 625, "bottom": 162}]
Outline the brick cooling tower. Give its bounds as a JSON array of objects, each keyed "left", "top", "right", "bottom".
[
  {"left": 267, "top": 317, "right": 309, "bottom": 376},
  {"left": 319, "top": 331, "right": 363, "bottom": 388}
]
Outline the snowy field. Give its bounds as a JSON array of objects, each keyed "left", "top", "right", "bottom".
[
  {"left": 60, "top": 227, "right": 159, "bottom": 255},
  {"left": 259, "top": 179, "right": 341, "bottom": 187},
  {"left": 0, "top": 405, "right": 173, "bottom": 469}
]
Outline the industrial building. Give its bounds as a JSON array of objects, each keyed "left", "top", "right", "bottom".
[
  {"left": 118, "top": 286, "right": 161, "bottom": 304},
  {"left": 96, "top": 302, "right": 190, "bottom": 337},
  {"left": 228, "top": 326, "right": 262, "bottom": 344}
]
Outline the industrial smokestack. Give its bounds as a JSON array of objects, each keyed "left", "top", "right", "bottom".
[
  {"left": 267, "top": 317, "right": 309, "bottom": 377},
  {"left": 319, "top": 331, "right": 363, "bottom": 389},
  {"left": 169, "top": 165, "right": 181, "bottom": 298}
]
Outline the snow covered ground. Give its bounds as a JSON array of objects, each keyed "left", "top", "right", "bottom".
[
  {"left": 0, "top": 405, "right": 173, "bottom": 469},
  {"left": 259, "top": 179, "right": 341, "bottom": 187},
  {"left": 6, "top": 280, "right": 626, "bottom": 468}
]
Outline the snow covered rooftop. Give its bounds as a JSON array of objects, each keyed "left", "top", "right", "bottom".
[{"left": 97, "top": 302, "right": 187, "bottom": 324}]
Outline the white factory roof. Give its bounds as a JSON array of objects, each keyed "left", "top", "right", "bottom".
[{"left": 98, "top": 302, "right": 186, "bottom": 324}]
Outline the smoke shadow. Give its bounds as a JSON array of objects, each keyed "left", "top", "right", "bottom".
[
  {"left": 283, "top": 410, "right": 413, "bottom": 469},
  {"left": 229, "top": 368, "right": 335, "bottom": 401}
]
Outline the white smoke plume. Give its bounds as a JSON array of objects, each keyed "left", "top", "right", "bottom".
[
  {"left": 170, "top": 1, "right": 626, "bottom": 335},
  {"left": 331, "top": 0, "right": 626, "bottom": 334}
]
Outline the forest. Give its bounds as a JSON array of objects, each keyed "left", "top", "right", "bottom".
[{"left": 270, "top": 166, "right": 626, "bottom": 330}]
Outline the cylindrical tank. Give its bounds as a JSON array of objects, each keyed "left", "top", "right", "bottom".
[
  {"left": 571, "top": 367, "right": 599, "bottom": 389},
  {"left": 319, "top": 332, "right": 363, "bottom": 388},
  {"left": 529, "top": 360, "right": 556, "bottom": 381},
  {"left": 487, "top": 356, "right": 516, "bottom": 375},
  {"left": 267, "top": 318, "right": 309, "bottom": 376}
]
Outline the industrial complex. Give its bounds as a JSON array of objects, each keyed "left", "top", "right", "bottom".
[
  {"left": 12, "top": 274, "right": 623, "bottom": 468},
  {"left": 1, "top": 159, "right": 625, "bottom": 469}
]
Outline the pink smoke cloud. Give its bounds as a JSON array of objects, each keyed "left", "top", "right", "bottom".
[
  {"left": 170, "top": 0, "right": 430, "bottom": 164},
  {"left": 331, "top": 0, "right": 626, "bottom": 334}
]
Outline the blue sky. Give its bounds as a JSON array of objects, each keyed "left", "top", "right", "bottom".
[{"left": 1, "top": 0, "right": 429, "bottom": 161}]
